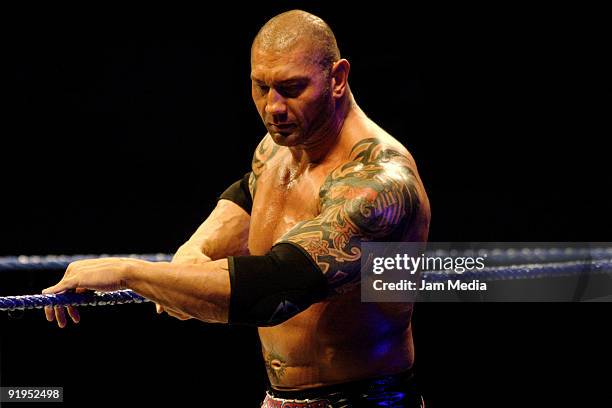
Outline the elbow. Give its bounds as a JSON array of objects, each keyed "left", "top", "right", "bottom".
[{"left": 226, "top": 243, "right": 329, "bottom": 327}]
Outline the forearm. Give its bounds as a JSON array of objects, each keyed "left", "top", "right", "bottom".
[{"left": 125, "top": 259, "right": 231, "bottom": 324}]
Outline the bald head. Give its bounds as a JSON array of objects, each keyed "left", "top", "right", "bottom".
[{"left": 252, "top": 10, "right": 340, "bottom": 70}]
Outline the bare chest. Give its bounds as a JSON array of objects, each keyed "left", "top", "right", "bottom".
[{"left": 248, "top": 165, "right": 328, "bottom": 255}]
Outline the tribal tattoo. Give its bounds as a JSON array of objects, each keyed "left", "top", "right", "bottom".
[
  {"left": 263, "top": 349, "right": 288, "bottom": 382},
  {"left": 278, "top": 138, "right": 420, "bottom": 295},
  {"left": 250, "top": 134, "right": 280, "bottom": 199}
]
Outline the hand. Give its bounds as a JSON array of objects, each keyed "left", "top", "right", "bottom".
[
  {"left": 44, "top": 288, "right": 88, "bottom": 328},
  {"left": 42, "top": 257, "right": 140, "bottom": 328},
  {"left": 154, "top": 245, "right": 211, "bottom": 320}
]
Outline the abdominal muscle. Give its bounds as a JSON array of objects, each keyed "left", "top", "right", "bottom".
[{"left": 258, "top": 288, "right": 415, "bottom": 390}]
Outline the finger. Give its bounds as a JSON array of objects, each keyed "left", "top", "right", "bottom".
[
  {"left": 164, "top": 306, "right": 192, "bottom": 320},
  {"left": 54, "top": 306, "right": 67, "bottom": 328},
  {"left": 66, "top": 306, "right": 80, "bottom": 324},
  {"left": 43, "top": 280, "right": 73, "bottom": 295},
  {"left": 155, "top": 303, "right": 164, "bottom": 314},
  {"left": 44, "top": 306, "right": 55, "bottom": 322}
]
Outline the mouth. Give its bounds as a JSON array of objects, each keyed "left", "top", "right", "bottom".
[{"left": 268, "top": 123, "right": 297, "bottom": 134}]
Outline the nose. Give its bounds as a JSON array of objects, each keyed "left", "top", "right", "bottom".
[{"left": 265, "top": 88, "right": 287, "bottom": 116}]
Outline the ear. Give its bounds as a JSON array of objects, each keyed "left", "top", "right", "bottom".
[{"left": 330, "top": 59, "right": 350, "bottom": 99}]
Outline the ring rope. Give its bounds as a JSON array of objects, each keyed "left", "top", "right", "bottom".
[
  {"left": 1, "top": 248, "right": 611, "bottom": 272},
  {"left": 1, "top": 259, "right": 610, "bottom": 311},
  {"left": 0, "top": 254, "right": 172, "bottom": 271},
  {"left": 422, "top": 259, "right": 612, "bottom": 282},
  {"left": 0, "top": 290, "right": 147, "bottom": 311}
]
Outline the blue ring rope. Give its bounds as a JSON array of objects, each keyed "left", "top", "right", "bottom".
[
  {"left": 421, "top": 258, "right": 612, "bottom": 282},
  {"left": 426, "top": 247, "right": 612, "bottom": 264},
  {"left": 0, "top": 290, "right": 148, "bottom": 311},
  {"left": 1, "top": 258, "right": 610, "bottom": 311},
  {"left": 0, "top": 254, "right": 172, "bottom": 272},
  {"left": 1, "top": 248, "right": 611, "bottom": 272}
]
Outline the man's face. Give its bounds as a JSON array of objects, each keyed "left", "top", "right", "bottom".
[{"left": 250, "top": 44, "right": 334, "bottom": 147}]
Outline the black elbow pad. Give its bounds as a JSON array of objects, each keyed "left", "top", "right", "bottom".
[
  {"left": 219, "top": 172, "right": 252, "bottom": 215},
  {"left": 227, "top": 242, "right": 328, "bottom": 327}
]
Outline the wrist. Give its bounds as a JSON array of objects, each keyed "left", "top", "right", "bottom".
[
  {"left": 122, "top": 259, "right": 163, "bottom": 290},
  {"left": 121, "top": 259, "right": 139, "bottom": 290}
]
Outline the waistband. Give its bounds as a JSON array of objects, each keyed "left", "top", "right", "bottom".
[{"left": 266, "top": 368, "right": 417, "bottom": 401}]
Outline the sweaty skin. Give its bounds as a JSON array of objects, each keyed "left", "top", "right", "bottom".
[
  {"left": 250, "top": 126, "right": 429, "bottom": 390},
  {"left": 43, "top": 9, "right": 430, "bottom": 393},
  {"left": 247, "top": 20, "right": 430, "bottom": 388}
]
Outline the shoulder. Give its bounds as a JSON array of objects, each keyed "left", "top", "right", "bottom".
[
  {"left": 319, "top": 137, "right": 421, "bottom": 236},
  {"left": 323, "top": 137, "right": 419, "bottom": 201},
  {"left": 249, "top": 133, "right": 282, "bottom": 197},
  {"left": 251, "top": 133, "right": 280, "bottom": 173},
  {"left": 349, "top": 136, "right": 415, "bottom": 168}
]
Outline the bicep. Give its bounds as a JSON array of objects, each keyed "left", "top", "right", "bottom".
[
  {"left": 182, "top": 197, "right": 251, "bottom": 261},
  {"left": 277, "top": 165, "right": 420, "bottom": 294}
]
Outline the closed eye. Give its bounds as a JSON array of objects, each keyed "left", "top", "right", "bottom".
[
  {"left": 255, "top": 83, "right": 269, "bottom": 94},
  {"left": 277, "top": 83, "right": 307, "bottom": 98}
]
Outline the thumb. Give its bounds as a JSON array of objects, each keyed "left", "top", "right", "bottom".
[{"left": 155, "top": 303, "right": 164, "bottom": 314}]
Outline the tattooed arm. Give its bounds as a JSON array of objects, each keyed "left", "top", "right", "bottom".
[{"left": 277, "top": 138, "right": 420, "bottom": 295}]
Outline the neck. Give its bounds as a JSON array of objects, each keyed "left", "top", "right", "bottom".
[{"left": 288, "top": 93, "right": 356, "bottom": 167}]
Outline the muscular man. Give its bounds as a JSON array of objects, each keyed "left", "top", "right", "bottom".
[{"left": 43, "top": 10, "right": 430, "bottom": 407}]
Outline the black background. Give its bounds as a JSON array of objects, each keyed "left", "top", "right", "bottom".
[{"left": 1, "top": 2, "right": 610, "bottom": 407}]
